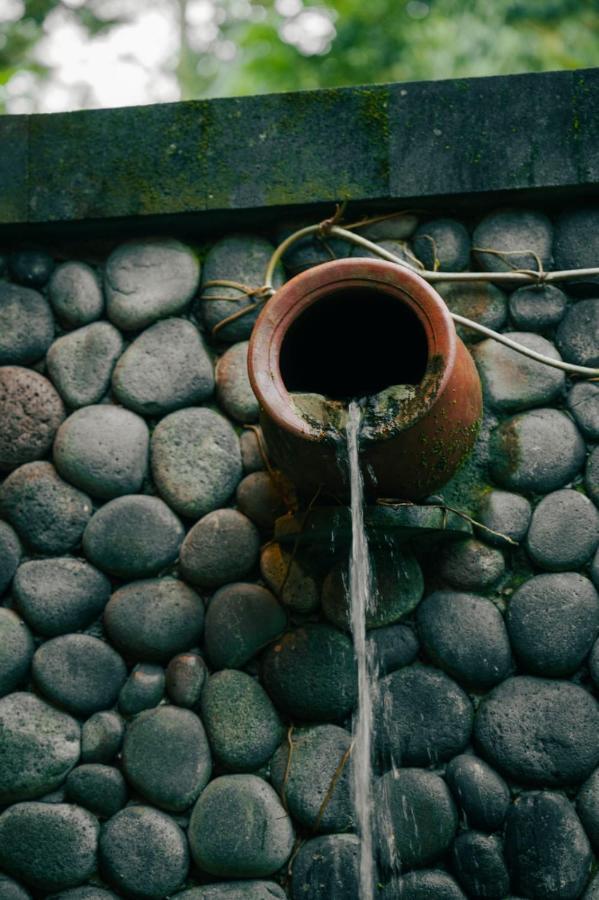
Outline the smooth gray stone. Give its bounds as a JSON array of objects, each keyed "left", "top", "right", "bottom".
[
  {"left": 0, "top": 367, "right": 65, "bottom": 471},
  {"left": 82, "top": 495, "right": 184, "bottom": 578},
  {"left": 475, "top": 490, "right": 531, "bottom": 547},
  {"left": 260, "top": 542, "right": 321, "bottom": 613},
  {"left": 80, "top": 711, "right": 124, "bottom": 764},
  {"left": 526, "top": 489, "right": 599, "bottom": 570},
  {"left": 0, "top": 281, "right": 54, "bottom": 364},
  {"left": 584, "top": 875, "right": 599, "bottom": 900},
  {"left": 554, "top": 208, "right": 599, "bottom": 288},
  {"left": 472, "top": 208, "right": 553, "bottom": 272},
  {"left": 439, "top": 539, "right": 505, "bottom": 591},
  {"left": 0, "top": 608, "right": 34, "bottom": 697},
  {"left": 0, "top": 520, "right": 21, "bottom": 595},
  {"left": 13, "top": 557, "right": 111, "bottom": 637},
  {"left": 270, "top": 724, "right": 353, "bottom": 833},
  {"left": 355, "top": 212, "right": 418, "bottom": 241},
  {"left": 47, "top": 889, "right": 118, "bottom": 900},
  {"left": 48, "top": 261, "right": 104, "bottom": 326},
  {"left": 47, "top": 323, "right": 123, "bottom": 408},
  {"left": 65, "top": 764, "right": 128, "bottom": 819},
  {"left": 509, "top": 284, "right": 568, "bottom": 330},
  {"left": 277, "top": 220, "right": 354, "bottom": 276},
  {"left": 112, "top": 318, "right": 214, "bottom": 415},
  {"left": 118, "top": 663, "right": 165, "bottom": 717},
  {"left": 105, "top": 238, "right": 200, "bottom": 331},
  {"left": 445, "top": 754, "right": 510, "bottom": 833},
  {"left": 123, "top": 706, "right": 211, "bottom": 812},
  {"left": 291, "top": 835, "right": 360, "bottom": 900},
  {"left": 151, "top": 407, "right": 242, "bottom": 519},
  {"left": 32, "top": 634, "right": 127, "bottom": 717},
  {"left": 386, "top": 870, "right": 466, "bottom": 900},
  {"left": 473, "top": 332, "right": 565, "bottom": 412},
  {"left": 412, "top": 217, "right": 471, "bottom": 271},
  {"left": 351, "top": 237, "right": 423, "bottom": 268},
  {"left": 236, "top": 471, "right": 287, "bottom": 531},
  {"left": 577, "top": 767, "right": 599, "bottom": 853},
  {"left": 99, "top": 805, "right": 189, "bottom": 899},
  {"left": 215, "top": 340, "right": 259, "bottom": 423},
  {"left": 567, "top": 381, "right": 599, "bottom": 440},
  {"left": 586, "top": 445, "right": 599, "bottom": 508},
  {"left": 474, "top": 676, "right": 599, "bottom": 786},
  {"left": 435, "top": 281, "right": 507, "bottom": 344},
  {"left": 366, "top": 623, "right": 419, "bottom": 676},
  {"left": 205, "top": 582, "right": 285, "bottom": 670},
  {"left": 452, "top": 831, "right": 510, "bottom": 899},
  {"left": 166, "top": 653, "right": 207, "bottom": 708},
  {"left": 557, "top": 299, "right": 599, "bottom": 367},
  {"left": 188, "top": 775, "right": 294, "bottom": 877},
  {"left": 174, "top": 883, "right": 285, "bottom": 900},
  {"left": 0, "top": 802, "right": 98, "bottom": 893},
  {"left": 105, "top": 578, "right": 204, "bottom": 662},
  {"left": 0, "top": 462, "right": 92, "bottom": 553},
  {"left": 240, "top": 428, "right": 266, "bottom": 473},
  {"left": 54, "top": 405, "right": 149, "bottom": 500},
  {"left": 9, "top": 249, "right": 54, "bottom": 287},
  {"left": 0, "top": 875, "right": 32, "bottom": 900},
  {"left": 179, "top": 508, "right": 260, "bottom": 589}
]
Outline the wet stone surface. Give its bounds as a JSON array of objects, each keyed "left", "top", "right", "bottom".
[
  {"left": 0, "top": 608, "right": 34, "bottom": 697},
  {"left": 291, "top": 835, "right": 359, "bottom": 900},
  {"left": 445, "top": 753, "right": 510, "bottom": 833},
  {"left": 179, "top": 508, "right": 260, "bottom": 588},
  {"left": 205, "top": 582, "right": 286, "bottom": 670},
  {"left": 118, "top": 663, "right": 165, "bottom": 717},
  {"left": 438, "top": 538, "right": 505, "bottom": 591}
]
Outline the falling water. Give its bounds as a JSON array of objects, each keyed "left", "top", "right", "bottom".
[{"left": 346, "top": 400, "right": 376, "bottom": 900}]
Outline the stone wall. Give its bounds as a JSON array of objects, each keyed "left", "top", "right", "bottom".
[{"left": 0, "top": 204, "right": 598, "bottom": 899}]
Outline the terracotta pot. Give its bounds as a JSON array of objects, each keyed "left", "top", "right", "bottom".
[{"left": 248, "top": 258, "right": 482, "bottom": 501}]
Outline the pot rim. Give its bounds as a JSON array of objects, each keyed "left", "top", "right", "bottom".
[{"left": 248, "top": 257, "right": 457, "bottom": 443}]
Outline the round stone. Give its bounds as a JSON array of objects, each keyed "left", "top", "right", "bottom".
[
  {"left": 0, "top": 462, "right": 92, "bottom": 553},
  {"left": 9, "top": 248, "right": 54, "bottom": 287},
  {"left": 291, "top": 835, "right": 359, "bottom": 900},
  {"left": 200, "top": 670, "right": 284, "bottom": 772},
  {"left": 123, "top": 706, "right": 211, "bottom": 812},
  {"left": 375, "top": 769, "right": 458, "bottom": 871},
  {"left": 416, "top": 591, "right": 512, "bottom": 690},
  {"left": 240, "top": 428, "right": 265, "bottom": 473},
  {"left": 322, "top": 546, "right": 423, "bottom": 631},
  {"left": 47, "top": 890, "right": 118, "bottom": 900},
  {"left": 236, "top": 471, "right": 288, "bottom": 531},
  {"left": 65, "top": 764, "right": 127, "bottom": 819},
  {"left": 554, "top": 208, "right": 599, "bottom": 287},
  {"left": 374, "top": 665, "right": 473, "bottom": 768},
  {"left": 584, "top": 875, "right": 599, "bottom": 900},
  {"left": 271, "top": 725, "right": 353, "bottom": 833},
  {"left": 474, "top": 676, "right": 599, "bottom": 786},
  {"left": 586, "top": 446, "right": 599, "bottom": 508},
  {"left": 590, "top": 638, "right": 599, "bottom": 688},
  {"left": 0, "top": 803, "right": 98, "bottom": 892},
  {"left": 105, "top": 578, "right": 204, "bottom": 662},
  {"left": 567, "top": 381, "right": 599, "bottom": 440},
  {"left": 174, "top": 885, "right": 286, "bottom": 900},
  {"left": 577, "top": 768, "right": 599, "bottom": 853},
  {"left": 557, "top": 299, "right": 599, "bottom": 368},
  {"left": 199, "top": 235, "right": 285, "bottom": 342},
  {"left": 509, "top": 284, "right": 568, "bottom": 331},
  {"left": 526, "top": 489, "right": 599, "bottom": 571},
  {"left": 389, "top": 871, "right": 466, "bottom": 900},
  {"left": 118, "top": 664, "right": 165, "bottom": 717},
  {"left": 352, "top": 238, "right": 423, "bottom": 269},
  {"left": 151, "top": 407, "right": 242, "bottom": 519},
  {"left": 32, "top": 634, "right": 127, "bottom": 717},
  {"left": 592, "top": 548, "right": 599, "bottom": 591},
  {"left": 105, "top": 238, "right": 200, "bottom": 331},
  {"left": 475, "top": 490, "right": 531, "bottom": 548},
  {"left": 260, "top": 542, "right": 322, "bottom": 613},
  {"left": 445, "top": 754, "right": 510, "bottom": 833},
  {"left": 505, "top": 791, "right": 592, "bottom": 900},
  {"left": 179, "top": 509, "right": 260, "bottom": 589},
  {"left": 216, "top": 341, "right": 259, "bottom": 423},
  {"left": 80, "top": 711, "right": 124, "bottom": 764},
  {"left": 82, "top": 496, "right": 184, "bottom": 578},
  {"left": 48, "top": 261, "right": 104, "bottom": 327},
  {"left": 506, "top": 573, "right": 599, "bottom": 676},
  {"left": 47, "top": 323, "right": 123, "bottom": 409},
  {"left": 0, "top": 520, "right": 21, "bottom": 595},
  {"left": 205, "top": 583, "right": 286, "bottom": 670},
  {"left": 13, "top": 558, "right": 111, "bottom": 637},
  {"left": 489, "top": 408, "right": 585, "bottom": 494},
  {"left": 99, "top": 805, "right": 189, "bottom": 899},
  {"left": 0, "top": 367, "right": 65, "bottom": 471},
  {"left": 166, "top": 653, "right": 207, "bottom": 708},
  {"left": 0, "top": 874, "right": 32, "bottom": 900},
  {"left": 472, "top": 208, "right": 553, "bottom": 273},
  {"left": 261, "top": 624, "right": 357, "bottom": 722},
  {"left": 472, "top": 332, "right": 565, "bottom": 412},
  {"left": 435, "top": 281, "right": 507, "bottom": 344},
  {"left": 0, "top": 282, "right": 54, "bottom": 364},
  {"left": 111, "top": 318, "right": 214, "bottom": 416},
  {"left": 189, "top": 775, "right": 294, "bottom": 877},
  {"left": 439, "top": 539, "right": 505, "bottom": 591},
  {"left": 54, "top": 405, "right": 149, "bottom": 500},
  {"left": 0, "top": 608, "right": 34, "bottom": 696},
  {"left": 412, "top": 218, "right": 471, "bottom": 271},
  {"left": 366, "top": 623, "right": 419, "bottom": 676},
  {"left": 452, "top": 831, "right": 510, "bottom": 899}
]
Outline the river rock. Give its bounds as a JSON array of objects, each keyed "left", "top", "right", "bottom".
[
  {"left": 567, "top": 381, "right": 599, "bottom": 440},
  {"left": 375, "top": 768, "right": 458, "bottom": 871},
  {"left": 47, "top": 890, "right": 118, "bottom": 900},
  {"left": 388, "top": 870, "right": 466, "bottom": 900},
  {"left": 179, "top": 508, "right": 260, "bottom": 588},
  {"left": 452, "top": 831, "right": 509, "bottom": 899},
  {"left": 435, "top": 282, "right": 507, "bottom": 344},
  {"left": 0, "top": 802, "right": 98, "bottom": 892},
  {"left": 53, "top": 405, "right": 149, "bottom": 499},
  {"left": 166, "top": 653, "right": 207, "bottom": 707},
  {"left": 506, "top": 573, "right": 599, "bottom": 676},
  {"left": 474, "top": 676, "right": 599, "bottom": 785},
  {"left": 13, "top": 558, "right": 111, "bottom": 637},
  {"left": 111, "top": 318, "right": 214, "bottom": 415},
  {"left": 260, "top": 542, "right": 321, "bottom": 613},
  {"left": 0, "top": 367, "right": 65, "bottom": 471},
  {"left": 554, "top": 208, "right": 599, "bottom": 287},
  {"left": 0, "top": 608, "right": 34, "bottom": 696},
  {"left": 188, "top": 775, "right": 294, "bottom": 877},
  {"left": 0, "top": 462, "right": 92, "bottom": 553},
  {"left": 48, "top": 261, "right": 104, "bottom": 326},
  {"left": 118, "top": 663, "right": 165, "bottom": 717},
  {"left": 216, "top": 341, "right": 259, "bottom": 423},
  {"left": 151, "top": 407, "right": 242, "bottom": 519},
  {"left": 104, "top": 578, "right": 204, "bottom": 662},
  {"left": 205, "top": 582, "right": 286, "bottom": 669},
  {"left": 82, "top": 495, "right": 184, "bottom": 577},
  {"left": 586, "top": 446, "right": 599, "bottom": 508},
  {"left": 271, "top": 724, "right": 353, "bottom": 833},
  {"left": 445, "top": 754, "right": 510, "bottom": 833},
  {"left": 261, "top": 624, "right": 357, "bottom": 722},
  {"left": 199, "top": 235, "right": 284, "bottom": 341},
  {"left": 105, "top": 238, "right": 200, "bottom": 331},
  {"left": 367, "top": 623, "right": 419, "bottom": 675},
  {"left": 412, "top": 217, "right": 471, "bottom": 270},
  {"left": 526, "top": 489, "right": 599, "bottom": 570},
  {"left": 374, "top": 664, "right": 473, "bottom": 767},
  {"left": 0, "top": 521, "right": 21, "bottom": 595},
  {"left": 80, "top": 711, "right": 124, "bottom": 764},
  {"left": 417, "top": 591, "right": 512, "bottom": 690},
  {"left": 489, "top": 408, "right": 585, "bottom": 493},
  {"left": 122, "top": 706, "right": 211, "bottom": 811},
  {"left": 505, "top": 791, "right": 592, "bottom": 900},
  {"left": 439, "top": 539, "right": 505, "bottom": 591},
  {"left": 65, "top": 764, "right": 128, "bottom": 819},
  {"left": 175, "top": 885, "right": 285, "bottom": 900},
  {"left": 9, "top": 248, "right": 54, "bottom": 286},
  {"left": 32, "top": 634, "right": 127, "bottom": 717},
  {"left": 291, "top": 835, "right": 359, "bottom": 900},
  {"left": 472, "top": 208, "right": 553, "bottom": 272},
  {"left": 557, "top": 299, "right": 599, "bottom": 367},
  {"left": 475, "top": 490, "right": 531, "bottom": 547},
  {"left": 47, "top": 323, "right": 123, "bottom": 408},
  {"left": 99, "top": 805, "right": 189, "bottom": 898},
  {"left": 0, "top": 875, "right": 32, "bottom": 900},
  {"left": 473, "top": 332, "right": 565, "bottom": 411},
  {"left": 240, "top": 428, "right": 265, "bottom": 473},
  {"left": 584, "top": 876, "right": 599, "bottom": 900},
  {"left": 235, "top": 471, "right": 288, "bottom": 531},
  {"left": 577, "top": 768, "right": 599, "bottom": 853},
  {"left": 0, "top": 282, "right": 54, "bottom": 364},
  {"left": 509, "top": 284, "right": 568, "bottom": 331}
]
